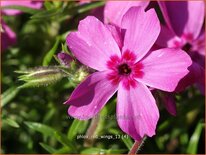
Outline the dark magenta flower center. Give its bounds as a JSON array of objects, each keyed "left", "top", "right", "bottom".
[
  {"left": 118, "top": 63, "right": 132, "bottom": 75},
  {"left": 106, "top": 51, "right": 144, "bottom": 90},
  {"left": 182, "top": 42, "right": 192, "bottom": 52}
]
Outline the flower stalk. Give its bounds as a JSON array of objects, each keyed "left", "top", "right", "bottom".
[
  {"left": 128, "top": 136, "right": 147, "bottom": 154},
  {"left": 84, "top": 114, "right": 100, "bottom": 147}
]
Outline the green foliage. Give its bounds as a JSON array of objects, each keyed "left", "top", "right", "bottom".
[
  {"left": 1, "top": 86, "right": 20, "bottom": 107},
  {"left": 68, "top": 119, "right": 89, "bottom": 141},
  {"left": 31, "top": 9, "right": 63, "bottom": 19},
  {"left": 43, "top": 38, "right": 60, "bottom": 66},
  {"left": 108, "top": 128, "right": 133, "bottom": 149},
  {"left": 25, "top": 122, "right": 56, "bottom": 137},
  {"left": 2, "top": 117, "right": 20, "bottom": 128},
  {"left": 76, "top": 1, "right": 105, "bottom": 13},
  {"left": 39, "top": 142, "right": 57, "bottom": 153},
  {"left": 80, "top": 147, "right": 127, "bottom": 154},
  {"left": 187, "top": 120, "right": 204, "bottom": 154},
  {"left": 25, "top": 122, "right": 76, "bottom": 152}
]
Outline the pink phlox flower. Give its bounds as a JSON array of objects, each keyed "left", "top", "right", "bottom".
[
  {"left": 65, "top": 7, "right": 192, "bottom": 140},
  {"left": 156, "top": 1, "right": 205, "bottom": 94}
]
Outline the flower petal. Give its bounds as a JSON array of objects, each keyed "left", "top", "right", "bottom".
[
  {"left": 117, "top": 81, "right": 159, "bottom": 140},
  {"left": 155, "top": 25, "right": 177, "bottom": 48},
  {"left": 185, "top": 1, "right": 205, "bottom": 39},
  {"left": 175, "top": 62, "right": 205, "bottom": 92},
  {"left": 104, "top": 1, "right": 149, "bottom": 26},
  {"left": 158, "top": 1, "right": 204, "bottom": 39},
  {"left": 65, "top": 71, "right": 118, "bottom": 120},
  {"left": 1, "top": 20, "right": 16, "bottom": 51},
  {"left": 2, "top": 0, "right": 42, "bottom": 15},
  {"left": 106, "top": 24, "right": 124, "bottom": 50},
  {"left": 161, "top": 92, "right": 176, "bottom": 116},
  {"left": 136, "top": 48, "right": 192, "bottom": 92},
  {"left": 157, "top": 2, "right": 177, "bottom": 35},
  {"left": 192, "top": 31, "right": 205, "bottom": 57},
  {"left": 66, "top": 16, "right": 121, "bottom": 71},
  {"left": 122, "top": 7, "right": 160, "bottom": 62}
]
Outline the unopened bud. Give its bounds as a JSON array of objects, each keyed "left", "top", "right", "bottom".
[
  {"left": 57, "top": 52, "right": 73, "bottom": 67},
  {"left": 16, "top": 66, "right": 68, "bottom": 88}
]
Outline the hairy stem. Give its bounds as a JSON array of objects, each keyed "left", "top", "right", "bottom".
[
  {"left": 84, "top": 114, "right": 100, "bottom": 147},
  {"left": 128, "top": 136, "right": 147, "bottom": 154}
]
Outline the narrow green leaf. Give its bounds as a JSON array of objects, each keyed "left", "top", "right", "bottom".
[
  {"left": 54, "top": 131, "right": 76, "bottom": 152},
  {"left": 81, "top": 148, "right": 126, "bottom": 154},
  {"left": 31, "top": 9, "right": 62, "bottom": 19},
  {"left": 2, "top": 5, "right": 40, "bottom": 14},
  {"left": 54, "top": 147, "right": 72, "bottom": 154},
  {"left": 53, "top": 55, "right": 61, "bottom": 65},
  {"left": 122, "top": 136, "right": 133, "bottom": 150},
  {"left": 61, "top": 43, "right": 69, "bottom": 53},
  {"left": 187, "top": 121, "right": 204, "bottom": 153},
  {"left": 39, "top": 142, "right": 56, "bottom": 153},
  {"left": 3, "top": 118, "right": 19, "bottom": 128},
  {"left": 43, "top": 37, "right": 60, "bottom": 66},
  {"left": 25, "top": 122, "right": 76, "bottom": 151},
  {"left": 24, "top": 121, "right": 55, "bottom": 137},
  {"left": 108, "top": 129, "right": 133, "bottom": 149},
  {"left": 157, "top": 120, "right": 170, "bottom": 132},
  {"left": 44, "top": 1, "right": 54, "bottom": 10},
  {"left": 180, "top": 132, "right": 189, "bottom": 146},
  {"left": 76, "top": 1, "right": 105, "bottom": 14},
  {"left": 81, "top": 148, "right": 106, "bottom": 154},
  {"left": 155, "top": 136, "right": 165, "bottom": 150},
  {"left": 52, "top": 1, "right": 63, "bottom": 8},
  {"left": 56, "top": 1, "right": 104, "bottom": 17},
  {"left": 1, "top": 86, "right": 20, "bottom": 107},
  {"left": 67, "top": 119, "right": 86, "bottom": 140},
  {"left": 106, "top": 149, "right": 127, "bottom": 154}
]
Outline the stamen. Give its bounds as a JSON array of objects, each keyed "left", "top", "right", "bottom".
[
  {"left": 118, "top": 63, "right": 131, "bottom": 75},
  {"left": 182, "top": 42, "right": 192, "bottom": 52}
]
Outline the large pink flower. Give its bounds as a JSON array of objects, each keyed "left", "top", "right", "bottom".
[
  {"left": 1, "top": 0, "right": 42, "bottom": 15},
  {"left": 65, "top": 7, "right": 192, "bottom": 140},
  {"left": 156, "top": 1, "right": 205, "bottom": 93}
]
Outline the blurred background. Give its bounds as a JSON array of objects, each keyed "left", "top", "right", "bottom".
[{"left": 1, "top": 1, "right": 205, "bottom": 154}]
